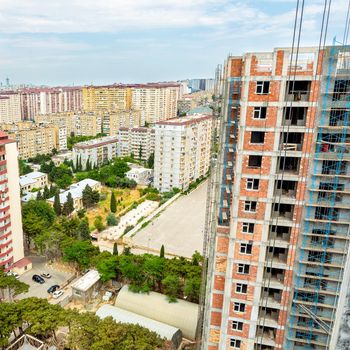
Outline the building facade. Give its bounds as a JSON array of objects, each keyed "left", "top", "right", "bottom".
[
  {"left": 102, "top": 109, "right": 142, "bottom": 136},
  {"left": 82, "top": 83, "right": 180, "bottom": 124},
  {"left": 0, "top": 132, "right": 26, "bottom": 272},
  {"left": 19, "top": 171, "right": 49, "bottom": 193},
  {"left": 0, "top": 93, "right": 21, "bottom": 124},
  {"left": 117, "top": 127, "right": 155, "bottom": 161},
  {"left": 72, "top": 136, "right": 118, "bottom": 170},
  {"left": 202, "top": 46, "right": 350, "bottom": 350},
  {"left": 153, "top": 114, "right": 212, "bottom": 192},
  {"left": 1, "top": 121, "right": 66, "bottom": 159}
]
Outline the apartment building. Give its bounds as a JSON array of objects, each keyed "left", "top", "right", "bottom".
[
  {"left": 0, "top": 93, "right": 21, "bottom": 123},
  {"left": 72, "top": 136, "right": 118, "bottom": 170},
  {"left": 0, "top": 132, "right": 27, "bottom": 273},
  {"left": 82, "top": 83, "right": 180, "bottom": 124},
  {"left": 102, "top": 109, "right": 142, "bottom": 136},
  {"left": 19, "top": 87, "right": 82, "bottom": 120},
  {"left": 202, "top": 46, "right": 350, "bottom": 350},
  {"left": 117, "top": 127, "right": 155, "bottom": 161},
  {"left": 153, "top": 114, "right": 212, "bottom": 192},
  {"left": 1, "top": 121, "right": 66, "bottom": 159}
]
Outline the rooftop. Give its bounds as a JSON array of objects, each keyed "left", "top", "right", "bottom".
[
  {"left": 126, "top": 167, "right": 151, "bottom": 175},
  {"left": 71, "top": 269, "right": 100, "bottom": 292},
  {"left": 73, "top": 136, "right": 117, "bottom": 150},
  {"left": 47, "top": 178, "right": 100, "bottom": 204},
  {"left": 19, "top": 171, "right": 46, "bottom": 187},
  {"left": 156, "top": 114, "right": 212, "bottom": 126},
  {"left": 188, "top": 106, "right": 213, "bottom": 115}
]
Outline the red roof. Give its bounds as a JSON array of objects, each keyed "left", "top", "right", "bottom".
[{"left": 13, "top": 257, "right": 32, "bottom": 268}]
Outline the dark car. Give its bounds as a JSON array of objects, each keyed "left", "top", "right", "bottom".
[
  {"left": 32, "top": 274, "right": 45, "bottom": 284},
  {"left": 47, "top": 284, "right": 60, "bottom": 294}
]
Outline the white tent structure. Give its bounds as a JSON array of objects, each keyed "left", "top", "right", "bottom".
[
  {"left": 96, "top": 304, "right": 182, "bottom": 348},
  {"left": 115, "top": 285, "right": 199, "bottom": 340}
]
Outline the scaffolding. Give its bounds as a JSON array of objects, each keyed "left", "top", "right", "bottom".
[{"left": 287, "top": 41, "right": 350, "bottom": 350}]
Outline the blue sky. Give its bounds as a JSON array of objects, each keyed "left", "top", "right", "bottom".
[{"left": 0, "top": 0, "right": 347, "bottom": 86}]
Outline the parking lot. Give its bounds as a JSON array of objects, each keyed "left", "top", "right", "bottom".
[{"left": 16, "top": 256, "right": 73, "bottom": 300}]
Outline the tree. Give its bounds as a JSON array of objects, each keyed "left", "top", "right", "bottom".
[
  {"left": 107, "top": 213, "right": 118, "bottom": 226},
  {"left": 160, "top": 245, "right": 165, "bottom": 258},
  {"left": 138, "top": 144, "right": 143, "bottom": 160},
  {"left": 76, "top": 218, "right": 91, "bottom": 240},
  {"left": 63, "top": 240, "right": 99, "bottom": 270},
  {"left": 0, "top": 302, "right": 23, "bottom": 347},
  {"left": 82, "top": 185, "right": 100, "bottom": 208},
  {"left": 36, "top": 191, "right": 43, "bottom": 200},
  {"left": 110, "top": 191, "right": 117, "bottom": 213},
  {"left": 184, "top": 277, "right": 201, "bottom": 303},
  {"left": 19, "top": 159, "right": 31, "bottom": 175},
  {"left": 53, "top": 192, "right": 61, "bottom": 215},
  {"left": 0, "top": 269, "right": 29, "bottom": 301},
  {"left": 95, "top": 252, "right": 118, "bottom": 282},
  {"left": 162, "top": 274, "right": 180, "bottom": 302},
  {"left": 86, "top": 157, "right": 92, "bottom": 171},
  {"left": 94, "top": 216, "right": 104, "bottom": 232},
  {"left": 113, "top": 242, "right": 118, "bottom": 256},
  {"left": 62, "top": 192, "right": 74, "bottom": 216},
  {"left": 43, "top": 185, "right": 50, "bottom": 199},
  {"left": 147, "top": 152, "right": 154, "bottom": 169}
]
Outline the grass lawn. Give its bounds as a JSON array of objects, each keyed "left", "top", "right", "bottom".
[{"left": 86, "top": 186, "right": 141, "bottom": 229}]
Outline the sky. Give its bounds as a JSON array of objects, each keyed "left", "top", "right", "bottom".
[{"left": 0, "top": 0, "right": 348, "bottom": 86}]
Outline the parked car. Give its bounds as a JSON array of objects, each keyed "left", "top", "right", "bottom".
[
  {"left": 52, "top": 290, "right": 64, "bottom": 299},
  {"left": 47, "top": 285, "right": 60, "bottom": 294},
  {"left": 40, "top": 273, "right": 52, "bottom": 279},
  {"left": 32, "top": 274, "right": 45, "bottom": 284},
  {"left": 6, "top": 271, "right": 19, "bottom": 279}
]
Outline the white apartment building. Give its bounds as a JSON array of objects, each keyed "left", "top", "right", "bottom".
[
  {"left": 126, "top": 167, "right": 152, "bottom": 185},
  {"left": 73, "top": 136, "right": 118, "bottom": 170},
  {"left": 0, "top": 132, "right": 29, "bottom": 274},
  {"left": 117, "top": 127, "right": 155, "bottom": 161},
  {"left": 0, "top": 93, "right": 21, "bottom": 123},
  {"left": 153, "top": 114, "right": 213, "bottom": 192},
  {"left": 19, "top": 171, "right": 49, "bottom": 193}
]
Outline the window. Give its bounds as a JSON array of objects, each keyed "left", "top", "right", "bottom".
[
  {"left": 231, "top": 321, "right": 244, "bottom": 331},
  {"left": 246, "top": 178, "right": 259, "bottom": 190},
  {"left": 244, "top": 201, "right": 257, "bottom": 212},
  {"left": 230, "top": 338, "right": 241, "bottom": 349},
  {"left": 256, "top": 81, "right": 270, "bottom": 94},
  {"left": 234, "top": 302, "right": 246, "bottom": 312},
  {"left": 236, "top": 283, "right": 248, "bottom": 294},
  {"left": 237, "top": 264, "right": 250, "bottom": 274},
  {"left": 240, "top": 243, "right": 252, "bottom": 255},
  {"left": 250, "top": 131, "right": 265, "bottom": 144},
  {"left": 248, "top": 155, "right": 262, "bottom": 167},
  {"left": 253, "top": 107, "right": 267, "bottom": 119},
  {"left": 242, "top": 222, "right": 254, "bottom": 233}
]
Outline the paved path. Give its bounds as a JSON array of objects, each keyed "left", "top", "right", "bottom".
[{"left": 131, "top": 181, "right": 208, "bottom": 258}]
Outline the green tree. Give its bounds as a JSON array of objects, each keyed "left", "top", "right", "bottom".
[
  {"left": 86, "top": 157, "right": 92, "bottom": 171},
  {"left": 107, "top": 213, "right": 118, "bottom": 226},
  {"left": 36, "top": 191, "right": 43, "bottom": 200},
  {"left": 19, "top": 159, "right": 31, "bottom": 175},
  {"left": 147, "top": 152, "right": 154, "bottom": 169},
  {"left": 138, "top": 144, "right": 143, "bottom": 160},
  {"left": 53, "top": 192, "right": 61, "bottom": 215},
  {"left": 43, "top": 185, "right": 50, "bottom": 199},
  {"left": 113, "top": 242, "right": 118, "bottom": 256},
  {"left": 184, "top": 277, "right": 201, "bottom": 303},
  {"left": 76, "top": 218, "right": 91, "bottom": 240},
  {"left": 0, "top": 269, "right": 29, "bottom": 301},
  {"left": 62, "top": 192, "right": 74, "bottom": 216},
  {"left": 95, "top": 252, "right": 118, "bottom": 282},
  {"left": 160, "top": 244, "right": 165, "bottom": 258},
  {"left": 162, "top": 274, "right": 180, "bottom": 302},
  {"left": 110, "top": 191, "right": 117, "bottom": 213},
  {"left": 0, "top": 302, "right": 22, "bottom": 347},
  {"left": 82, "top": 185, "right": 100, "bottom": 208},
  {"left": 94, "top": 216, "right": 104, "bottom": 232},
  {"left": 63, "top": 240, "right": 99, "bottom": 270}
]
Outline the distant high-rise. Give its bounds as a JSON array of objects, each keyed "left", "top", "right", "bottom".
[{"left": 202, "top": 45, "right": 350, "bottom": 350}]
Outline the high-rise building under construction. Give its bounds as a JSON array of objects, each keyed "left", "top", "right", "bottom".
[{"left": 201, "top": 44, "right": 350, "bottom": 350}]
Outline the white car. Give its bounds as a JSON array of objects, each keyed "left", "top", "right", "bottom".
[
  {"left": 52, "top": 290, "right": 64, "bottom": 299},
  {"left": 6, "top": 271, "right": 19, "bottom": 279}
]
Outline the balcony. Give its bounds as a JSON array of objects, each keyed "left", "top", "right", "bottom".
[
  {"left": 258, "top": 308, "right": 279, "bottom": 328},
  {"left": 264, "top": 268, "right": 285, "bottom": 289},
  {"left": 274, "top": 180, "right": 297, "bottom": 201},
  {"left": 271, "top": 203, "right": 294, "bottom": 223},
  {"left": 278, "top": 156, "right": 300, "bottom": 176},
  {"left": 283, "top": 107, "right": 307, "bottom": 126},
  {"left": 281, "top": 132, "right": 304, "bottom": 152},
  {"left": 256, "top": 327, "right": 276, "bottom": 347},
  {"left": 266, "top": 247, "right": 288, "bottom": 267},
  {"left": 285, "top": 81, "right": 311, "bottom": 102}
]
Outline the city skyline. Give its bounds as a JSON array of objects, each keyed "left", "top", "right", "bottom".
[{"left": 0, "top": 0, "right": 348, "bottom": 86}]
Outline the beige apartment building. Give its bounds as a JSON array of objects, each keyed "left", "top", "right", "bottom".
[
  {"left": 0, "top": 132, "right": 28, "bottom": 273},
  {"left": 82, "top": 83, "right": 180, "bottom": 124},
  {"left": 153, "top": 114, "right": 212, "bottom": 192},
  {"left": 19, "top": 171, "right": 49, "bottom": 193},
  {"left": 0, "top": 93, "right": 21, "bottom": 123},
  {"left": 1, "top": 121, "right": 66, "bottom": 159},
  {"left": 101, "top": 109, "right": 142, "bottom": 136},
  {"left": 117, "top": 127, "right": 155, "bottom": 161}
]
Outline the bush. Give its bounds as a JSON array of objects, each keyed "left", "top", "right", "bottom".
[
  {"left": 107, "top": 213, "right": 119, "bottom": 226},
  {"left": 94, "top": 216, "right": 105, "bottom": 232},
  {"left": 123, "top": 225, "right": 134, "bottom": 235},
  {"left": 145, "top": 192, "right": 160, "bottom": 201}
]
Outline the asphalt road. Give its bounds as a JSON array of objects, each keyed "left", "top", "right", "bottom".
[
  {"left": 16, "top": 256, "right": 73, "bottom": 300},
  {"left": 131, "top": 180, "right": 208, "bottom": 258}
]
